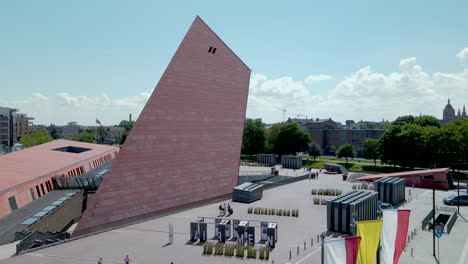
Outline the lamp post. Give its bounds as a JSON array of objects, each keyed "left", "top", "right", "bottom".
[{"left": 421, "top": 178, "right": 446, "bottom": 258}]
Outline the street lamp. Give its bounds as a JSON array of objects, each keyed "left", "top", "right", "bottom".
[{"left": 420, "top": 178, "right": 446, "bottom": 258}]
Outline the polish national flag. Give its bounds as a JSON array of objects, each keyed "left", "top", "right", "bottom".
[
  {"left": 380, "top": 209, "right": 411, "bottom": 264},
  {"left": 96, "top": 118, "right": 102, "bottom": 125},
  {"left": 324, "top": 236, "right": 361, "bottom": 264}
]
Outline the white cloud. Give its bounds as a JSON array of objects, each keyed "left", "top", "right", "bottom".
[
  {"left": 247, "top": 56, "right": 467, "bottom": 123},
  {"left": 457, "top": 47, "right": 468, "bottom": 66},
  {"left": 3, "top": 51, "right": 468, "bottom": 126},
  {"left": 0, "top": 92, "right": 151, "bottom": 125},
  {"left": 304, "top": 74, "right": 333, "bottom": 83}
]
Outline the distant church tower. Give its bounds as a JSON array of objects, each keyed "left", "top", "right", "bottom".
[
  {"left": 443, "top": 98, "right": 455, "bottom": 120},
  {"left": 463, "top": 105, "right": 467, "bottom": 117}
]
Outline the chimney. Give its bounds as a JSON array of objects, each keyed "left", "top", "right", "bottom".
[{"left": 129, "top": 114, "right": 132, "bottom": 122}]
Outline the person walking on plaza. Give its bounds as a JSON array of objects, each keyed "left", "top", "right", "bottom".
[
  {"left": 124, "top": 254, "right": 131, "bottom": 264},
  {"left": 97, "top": 257, "right": 103, "bottom": 264},
  {"left": 218, "top": 204, "right": 223, "bottom": 216},
  {"left": 223, "top": 204, "right": 227, "bottom": 216}
]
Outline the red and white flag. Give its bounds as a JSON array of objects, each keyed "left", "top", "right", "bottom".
[
  {"left": 380, "top": 209, "right": 411, "bottom": 264},
  {"left": 324, "top": 236, "right": 361, "bottom": 264},
  {"left": 96, "top": 118, "right": 102, "bottom": 125}
]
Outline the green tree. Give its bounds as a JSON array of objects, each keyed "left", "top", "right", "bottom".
[
  {"left": 379, "top": 125, "right": 402, "bottom": 166},
  {"left": 72, "top": 129, "right": 96, "bottom": 143},
  {"left": 48, "top": 124, "right": 61, "bottom": 139},
  {"left": 268, "top": 123, "right": 310, "bottom": 156},
  {"left": 362, "top": 138, "right": 380, "bottom": 166},
  {"left": 396, "top": 123, "right": 424, "bottom": 168},
  {"left": 117, "top": 120, "right": 135, "bottom": 145},
  {"left": 96, "top": 126, "right": 107, "bottom": 144},
  {"left": 241, "top": 119, "right": 266, "bottom": 155},
  {"left": 308, "top": 143, "right": 322, "bottom": 161},
  {"left": 420, "top": 126, "right": 441, "bottom": 168},
  {"left": 20, "top": 131, "right": 53, "bottom": 147},
  {"left": 336, "top": 143, "right": 356, "bottom": 163},
  {"left": 439, "top": 119, "right": 468, "bottom": 164},
  {"left": 393, "top": 115, "right": 415, "bottom": 126},
  {"left": 414, "top": 116, "right": 440, "bottom": 128}
]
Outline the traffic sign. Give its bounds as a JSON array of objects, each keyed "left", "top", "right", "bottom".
[
  {"left": 435, "top": 224, "right": 442, "bottom": 233},
  {"left": 435, "top": 232, "right": 442, "bottom": 238}
]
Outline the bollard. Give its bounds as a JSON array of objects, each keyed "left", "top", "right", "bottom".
[
  {"left": 297, "top": 246, "right": 299, "bottom": 256},
  {"left": 317, "top": 234, "right": 320, "bottom": 243},
  {"left": 304, "top": 242, "right": 306, "bottom": 250},
  {"left": 311, "top": 238, "right": 313, "bottom": 247},
  {"left": 411, "top": 248, "right": 414, "bottom": 257},
  {"left": 289, "top": 250, "right": 291, "bottom": 260}
]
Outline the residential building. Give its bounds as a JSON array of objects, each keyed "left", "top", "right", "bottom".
[
  {"left": 288, "top": 117, "right": 386, "bottom": 156},
  {"left": 14, "top": 112, "right": 34, "bottom": 141},
  {"left": 0, "top": 107, "right": 17, "bottom": 151}
]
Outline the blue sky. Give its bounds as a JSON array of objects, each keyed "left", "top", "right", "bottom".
[{"left": 1, "top": 0, "right": 467, "bottom": 125}]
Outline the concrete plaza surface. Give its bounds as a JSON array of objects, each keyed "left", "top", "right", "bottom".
[
  {"left": 398, "top": 188, "right": 468, "bottom": 264},
  {"left": 0, "top": 168, "right": 466, "bottom": 264}
]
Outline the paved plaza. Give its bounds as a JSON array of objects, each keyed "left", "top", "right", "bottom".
[{"left": 0, "top": 167, "right": 466, "bottom": 264}]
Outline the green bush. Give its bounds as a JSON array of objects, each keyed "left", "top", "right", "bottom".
[
  {"left": 247, "top": 246, "right": 257, "bottom": 258},
  {"left": 236, "top": 244, "right": 245, "bottom": 257}
]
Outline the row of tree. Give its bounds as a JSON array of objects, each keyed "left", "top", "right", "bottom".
[
  {"left": 242, "top": 119, "right": 311, "bottom": 156},
  {"left": 370, "top": 116, "right": 468, "bottom": 168},
  {"left": 242, "top": 116, "right": 468, "bottom": 170},
  {"left": 20, "top": 120, "right": 136, "bottom": 147}
]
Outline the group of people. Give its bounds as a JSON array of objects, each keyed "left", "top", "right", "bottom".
[
  {"left": 219, "top": 203, "right": 233, "bottom": 216},
  {"left": 97, "top": 255, "right": 132, "bottom": 264},
  {"left": 308, "top": 168, "right": 319, "bottom": 180}
]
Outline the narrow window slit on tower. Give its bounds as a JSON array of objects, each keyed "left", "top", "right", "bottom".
[
  {"left": 208, "top": 47, "right": 213, "bottom": 53},
  {"left": 212, "top": 48, "right": 217, "bottom": 54}
]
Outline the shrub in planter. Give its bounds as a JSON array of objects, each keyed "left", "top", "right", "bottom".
[
  {"left": 314, "top": 198, "right": 320, "bottom": 205},
  {"left": 236, "top": 244, "right": 245, "bottom": 257},
  {"left": 265, "top": 247, "right": 270, "bottom": 259},
  {"left": 215, "top": 242, "right": 224, "bottom": 255}
]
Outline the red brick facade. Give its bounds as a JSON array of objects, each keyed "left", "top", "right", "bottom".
[{"left": 73, "top": 16, "right": 250, "bottom": 236}]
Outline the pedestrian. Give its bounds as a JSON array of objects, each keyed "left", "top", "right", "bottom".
[
  {"left": 218, "top": 204, "right": 223, "bottom": 215},
  {"left": 228, "top": 204, "right": 233, "bottom": 215},
  {"left": 97, "top": 257, "right": 103, "bottom": 264},
  {"left": 124, "top": 255, "right": 131, "bottom": 264},
  {"left": 223, "top": 204, "right": 227, "bottom": 216}
]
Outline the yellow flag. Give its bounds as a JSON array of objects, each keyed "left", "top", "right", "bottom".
[{"left": 357, "top": 219, "right": 383, "bottom": 264}]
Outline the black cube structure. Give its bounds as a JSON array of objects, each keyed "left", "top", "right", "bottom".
[
  {"left": 232, "top": 182, "right": 263, "bottom": 203},
  {"left": 327, "top": 190, "right": 379, "bottom": 235},
  {"left": 374, "top": 177, "right": 406, "bottom": 206},
  {"left": 257, "top": 154, "right": 276, "bottom": 166},
  {"left": 281, "top": 155, "right": 302, "bottom": 169}
]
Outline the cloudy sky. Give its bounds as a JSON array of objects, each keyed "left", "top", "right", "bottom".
[{"left": 1, "top": 1, "right": 467, "bottom": 125}]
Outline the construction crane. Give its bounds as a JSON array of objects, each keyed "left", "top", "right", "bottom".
[{"left": 276, "top": 107, "right": 286, "bottom": 122}]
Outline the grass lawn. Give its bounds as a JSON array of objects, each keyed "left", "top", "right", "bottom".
[{"left": 304, "top": 160, "right": 410, "bottom": 174}]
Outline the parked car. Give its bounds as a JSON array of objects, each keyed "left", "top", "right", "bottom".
[{"left": 443, "top": 194, "right": 468, "bottom": 205}]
